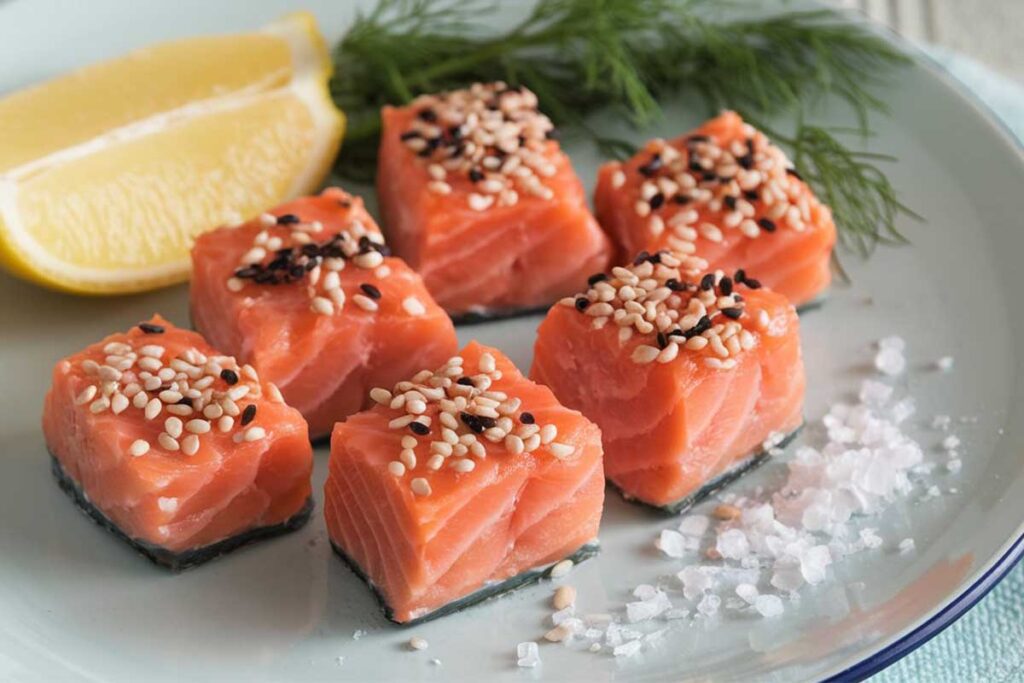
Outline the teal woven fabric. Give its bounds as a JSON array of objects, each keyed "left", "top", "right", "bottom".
[{"left": 871, "top": 51, "right": 1024, "bottom": 683}]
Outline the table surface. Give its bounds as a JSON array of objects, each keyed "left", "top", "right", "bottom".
[{"left": 840, "top": 1, "right": 1024, "bottom": 681}]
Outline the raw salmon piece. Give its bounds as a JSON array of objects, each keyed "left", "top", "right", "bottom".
[
  {"left": 594, "top": 111, "right": 836, "bottom": 308},
  {"left": 190, "top": 187, "right": 459, "bottom": 440},
  {"left": 377, "top": 82, "right": 612, "bottom": 318},
  {"left": 324, "top": 341, "right": 604, "bottom": 624},
  {"left": 530, "top": 253, "right": 805, "bottom": 511},
  {"left": 41, "top": 315, "right": 314, "bottom": 569}
]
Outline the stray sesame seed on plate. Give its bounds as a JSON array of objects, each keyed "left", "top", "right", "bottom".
[
  {"left": 549, "top": 559, "right": 574, "bottom": 578},
  {"left": 409, "top": 636, "right": 429, "bottom": 651}
]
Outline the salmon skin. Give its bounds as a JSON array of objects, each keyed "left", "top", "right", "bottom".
[
  {"left": 377, "top": 82, "right": 612, "bottom": 319},
  {"left": 531, "top": 251, "right": 805, "bottom": 511},
  {"left": 594, "top": 111, "right": 836, "bottom": 308},
  {"left": 190, "top": 188, "right": 459, "bottom": 440},
  {"left": 42, "top": 316, "right": 314, "bottom": 569},
  {"left": 324, "top": 341, "right": 605, "bottom": 624}
]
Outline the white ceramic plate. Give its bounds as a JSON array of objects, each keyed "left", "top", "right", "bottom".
[{"left": 2, "top": 1, "right": 1023, "bottom": 681}]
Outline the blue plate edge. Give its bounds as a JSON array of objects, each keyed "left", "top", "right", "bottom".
[{"left": 824, "top": 16, "right": 1024, "bottom": 680}]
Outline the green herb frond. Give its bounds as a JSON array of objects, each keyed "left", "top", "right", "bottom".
[{"left": 331, "top": 0, "right": 917, "bottom": 255}]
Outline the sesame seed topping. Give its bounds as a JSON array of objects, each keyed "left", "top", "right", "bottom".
[
  {"left": 129, "top": 439, "right": 150, "bottom": 457},
  {"left": 138, "top": 323, "right": 165, "bottom": 334},
  {"left": 402, "top": 296, "right": 426, "bottom": 316},
  {"left": 403, "top": 83, "right": 557, "bottom": 209},
  {"left": 410, "top": 478, "right": 432, "bottom": 496},
  {"left": 243, "top": 427, "right": 266, "bottom": 442}
]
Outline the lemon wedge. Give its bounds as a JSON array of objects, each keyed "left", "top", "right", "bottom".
[{"left": 0, "top": 12, "right": 344, "bottom": 294}]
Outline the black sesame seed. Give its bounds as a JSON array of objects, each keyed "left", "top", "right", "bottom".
[
  {"left": 633, "top": 251, "right": 651, "bottom": 266},
  {"left": 220, "top": 369, "right": 239, "bottom": 385},
  {"left": 720, "top": 276, "right": 733, "bottom": 296},
  {"left": 744, "top": 190, "right": 760, "bottom": 202},
  {"left": 235, "top": 266, "right": 260, "bottom": 279},
  {"left": 587, "top": 272, "right": 608, "bottom": 286},
  {"left": 649, "top": 193, "right": 665, "bottom": 210},
  {"left": 456, "top": 377, "right": 475, "bottom": 387},
  {"left": 665, "top": 278, "right": 686, "bottom": 292},
  {"left": 255, "top": 270, "right": 279, "bottom": 284},
  {"left": 176, "top": 397, "right": 193, "bottom": 407},
  {"left": 268, "top": 256, "right": 289, "bottom": 271},
  {"left": 520, "top": 412, "right": 535, "bottom": 424},
  {"left": 360, "top": 283, "right": 382, "bottom": 300},
  {"left": 289, "top": 265, "right": 306, "bottom": 279},
  {"left": 724, "top": 196, "right": 738, "bottom": 211},
  {"left": 699, "top": 273, "right": 716, "bottom": 291},
  {"left": 417, "top": 108, "right": 437, "bottom": 122},
  {"left": 409, "top": 421, "right": 430, "bottom": 435},
  {"left": 718, "top": 175, "right": 734, "bottom": 183},
  {"left": 738, "top": 153, "right": 754, "bottom": 170},
  {"left": 469, "top": 168, "right": 484, "bottom": 182},
  {"left": 757, "top": 218, "right": 777, "bottom": 232},
  {"left": 574, "top": 297, "right": 591, "bottom": 312},
  {"left": 138, "top": 322, "right": 165, "bottom": 334},
  {"left": 734, "top": 268, "right": 747, "bottom": 283},
  {"left": 722, "top": 307, "right": 743, "bottom": 320},
  {"left": 241, "top": 404, "right": 257, "bottom": 426},
  {"left": 668, "top": 328, "right": 685, "bottom": 337},
  {"left": 744, "top": 277, "right": 762, "bottom": 289},
  {"left": 400, "top": 131, "right": 421, "bottom": 141},
  {"left": 277, "top": 214, "right": 300, "bottom": 225},
  {"left": 687, "top": 135, "right": 709, "bottom": 144},
  {"left": 689, "top": 161, "right": 704, "bottom": 173},
  {"left": 684, "top": 315, "right": 712, "bottom": 339},
  {"left": 339, "top": 200, "right": 352, "bottom": 208},
  {"left": 638, "top": 154, "right": 662, "bottom": 177},
  {"left": 656, "top": 331, "right": 668, "bottom": 349},
  {"left": 448, "top": 125, "right": 462, "bottom": 138},
  {"left": 459, "top": 412, "right": 483, "bottom": 433},
  {"left": 673, "top": 194, "right": 691, "bottom": 205},
  {"left": 701, "top": 171, "right": 718, "bottom": 182},
  {"left": 786, "top": 167, "right": 803, "bottom": 181},
  {"left": 477, "top": 415, "right": 496, "bottom": 429}
]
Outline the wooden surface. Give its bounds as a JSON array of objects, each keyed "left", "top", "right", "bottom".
[{"left": 837, "top": 0, "right": 1024, "bottom": 80}]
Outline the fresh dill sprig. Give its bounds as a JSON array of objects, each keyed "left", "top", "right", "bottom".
[{"left": 331, "top": 0, "right": 916, "bottom": 257}]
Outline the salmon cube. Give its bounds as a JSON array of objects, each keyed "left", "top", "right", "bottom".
[
  {"left": 377, "top": 82, "right": 612, "bottom": 318},
  {"left": 41, "top": 316, "right": 314, "bottom": 569},
  {"left": 594, "top": 111, "right": 836, "bottom": 308},
  {"left": 531, "top": 253, "right": 805, "bottom": 512},
  {"left": 324, "top": 341, "right": 604, "bottom": 624},
  {"left": 190, "top": 188, "right": 459, "bottom": 439}
]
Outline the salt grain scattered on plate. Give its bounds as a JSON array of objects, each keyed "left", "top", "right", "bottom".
[
  {"left": 874, "top": 336, "right": 906, "bottom": 375},
  {"left": 899, "top": 538, "right": 916, "bottom": 553},
  {"left": 516, "top": 642, "right": 540, "bottom": 668},
  {"left": 935, "top": 356, "right": 954, "bottom": 372}
]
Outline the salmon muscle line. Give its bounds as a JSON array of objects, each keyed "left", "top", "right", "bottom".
[
  {"left": 400, "top": 82, "right": 558, "bottom": 210},
  {"left": 558, "top": 251, "right": 768, "bottom": 369},
  {"left": 369, "top": 352, "right": 573, "bottom": 497},
  {"left": 226, "top": 204, "right": 391, "bottom": 317},
  {"left": 73, "top": 326, "right": 283, "bottom": 457}
]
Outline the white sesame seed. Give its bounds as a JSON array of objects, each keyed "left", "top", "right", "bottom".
[
  {"left": 243, "top": 427, "right": 266, "bottom": 442},
  {"left": 411, "top": 478, "right": 431, "bottom": 496},
  {"left": 553, "top": 585, "right": 576, "bottom": 610},
  {"left": 242, "top": 247, "right": 266, "bottom": 264},
  {"left": 129, "top": 439, "right": 150, "bottom": 457},
  {"left": 218, "top": 415, "right": 234, "bottom": 432},
  {"left": 426, "top": 454, "right": 444, "bottom": 470},
  {"left": 97, "top": 365, "right": 122, "bottom": 382},
  {"left": 354, "top": 251, "right": 384, "bottom": 269},
  {"left": 505, "top": 434, "right": 525, "bottom": 455},
  {"left": 409, "top": 636, "right": 429, "bottom": 651},
  {"left": 549, "top": 559, "right": 574, "bottom": 578},
  {"left": 311, "top": 296, "right": 335, "bottom": 316},
  {"left": 353, "top": 294, "right": 379, "bottom": 312},
  {"left": 389, "top": 415, "right": 415, "bottom": 430},
  {"left": 259, "top": 213, "right": 277, "bottom": 227},
  {"left": 158, "top": 433, "right": 180, "bottom": 451},
  {"left": 549, "top": 442, "right": 575, "bottom": 459},
  {"left": 611, "top": 169, "right": 626, "bottom": 189},
  {"left": 539, "top": 424, "right": 557, "bottom": 444},
  {"left": 401, "top": 435, "right": 418, "bottom": 449},
  {"left": 86, "top": 396, "right": 109, "bottom": 413},
  {"left": 452, "top": 458, "right": 475, "bottom": 473},
  {"left": 402, "top": 296, "right": 426, "bottom": 316},
  {"left": 430, "top": 441, "right": 453, "bottom": 457},
  {"left": 185, "top": 419, "right": 211, "bottom": 434},
  {"left": 163, "top": 416, "right": 183, "bottom": 439},
  {"left": 74, "top": 385, "right": 98, "bottom": 405},
  {"left": 631, "top": 345, "right": 660, "bottom": 364}
]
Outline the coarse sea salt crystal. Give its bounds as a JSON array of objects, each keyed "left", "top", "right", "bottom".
[
  {"left": 859, "top": 379, "right": 893, "bottom": 406},
  {"left": 678, "top": 514, "right": 710, "bottom": 537},
  {"left": 947, "top": 459, "right": 963, "bottom": 474},
  {"left": 678, "top": 566, "right": 715, "bottom": 600},
  {"left": 942, "top": 435, "right": 961, "bottom": 450},
  {"left": 516, "top": 642, "right": 540, "bottom": 668},
  {"left": 613, "top": 640, "right": 643, "bottom": 658},
  {"left": 859, "top": 528, "right": 883, "bottom": 550},
  {"left": 657, "top": 529, "right": 688, "bottom": 558},
  {"left": 874, "top": 339, "right": 906, "bottom": 375},
  {"left": 754, "top": 594, "right": 784, "bottom": 618},
  {"left": 735, "top": 583, "right": 759, "bottom": 605},
  {"left": 932, "top": 415, "right": 952, "bottom": 431},
  {"left": 899, "top": 538, "right": 916, "bottom": 553},
  {"left": 935, "top": 356, "right": 954, "bottom": 371},
  {"left": 697, "top": 593, "right": 721, "bottom": 617},
  {"left": 716, "top": 528, "right": 750, "bottom": 560}
]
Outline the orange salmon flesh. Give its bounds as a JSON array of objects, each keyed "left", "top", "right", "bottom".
[
  {"left": 41, "top": 315, "right": 314, "bottom": 566},
  {"left": 594, "top": 111, "right": 836, "bottom": 308},
  {"left": 191, "top": 188, "right": 459, "bottom": 439},
  {"left": 324, "top": 341, "right": 605, "bottom": 623}
]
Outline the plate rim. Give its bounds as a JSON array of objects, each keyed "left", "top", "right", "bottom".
[{"left": 824, "top": 21, "right": 1024, "bottom": 680}]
